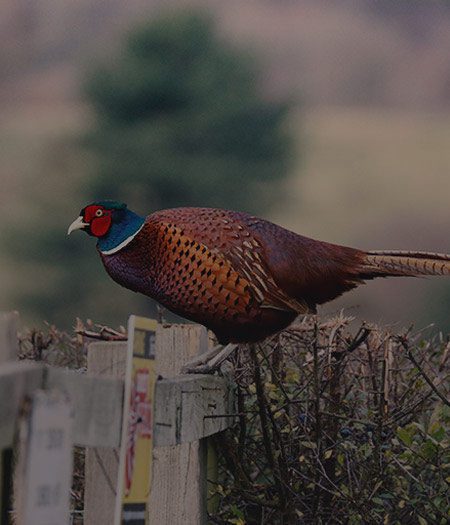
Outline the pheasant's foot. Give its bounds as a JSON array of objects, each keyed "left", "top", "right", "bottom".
[
  {"left": 182, "top": 343, "right": 238, "bottom": 374},
  {"left": 182, "top": 344, "right": 223, "bottom": 370}
]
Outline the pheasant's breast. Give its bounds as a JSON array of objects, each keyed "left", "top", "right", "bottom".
[{"left": 152, "top": 223, "right": 257, "bottom": 324}]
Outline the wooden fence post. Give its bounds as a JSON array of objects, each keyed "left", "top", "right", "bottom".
[
  {"left": 0, "top": 312, "right": 19, "bottom": 363},
  {"left": 148, "top": 323, "right": 209, "bottom": 525},
  {"left": 84, "top": 342, "right": 128, "bottom": 525},
  {"left": 84, "top": 323, "right": 212, "bottom": 525},
  {"left": 0, "top": 312, "right": 19, "bottom": 525},
  {"left": 14, "top": 390, "right": 73, "bottom": 525}
]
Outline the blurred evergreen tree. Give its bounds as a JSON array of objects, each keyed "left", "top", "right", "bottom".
[{"left": 84, "top": 9, "right": 293, "bottom": 213}]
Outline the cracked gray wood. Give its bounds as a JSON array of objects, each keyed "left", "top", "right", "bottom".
[
  {"left": 0, "top": 362, "right": 43, "bottom": 449},
  {"left": 15, "top": 390, "right": 73, "bottom": 525},
  {"left": 84, "top": 341, "right": 127, "bottom": 525},
  {"left": 0, "top": 311, "right": 19, "bottom": 364},
  {"left": 154, "top": 374, "right": 234, "bottom": 446},
  {"left": 148, "top": 323, "right": 209, "bottom": 525},
  {"left": 46, "top": 367, "right": 123, "bottom": 448}
]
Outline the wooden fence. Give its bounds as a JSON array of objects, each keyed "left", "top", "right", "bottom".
[{"left": 0, "top": 312, "right": 235, "bottom": 524}]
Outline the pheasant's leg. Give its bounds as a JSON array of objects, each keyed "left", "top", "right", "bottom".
[
  {"left": 182, "top": 344, "right": 224, "bottom": 370},
  {"left": 183, "top": 343, "right": 238, "bottom": 374}
]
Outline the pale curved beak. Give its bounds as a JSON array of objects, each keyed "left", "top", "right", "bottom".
[{"left": 67, "top": 216, "right": 88, "bottom": 235}]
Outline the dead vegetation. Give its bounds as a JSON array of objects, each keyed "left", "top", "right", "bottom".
[{"left": 212, "top": 315, "right": 449, "bottom": 524}]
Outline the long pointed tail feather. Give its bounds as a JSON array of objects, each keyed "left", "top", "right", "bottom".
[{"left": 361, "top": 250, "right": 450, "bottom": 278}]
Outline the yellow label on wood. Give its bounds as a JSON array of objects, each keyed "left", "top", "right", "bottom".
[{"left": 115, "top": 316, "right": 158, "bottom": 525}]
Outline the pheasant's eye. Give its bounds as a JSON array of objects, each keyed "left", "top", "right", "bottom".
[{"left": 95, "top": 209, "right": 103, "bottom": 217}]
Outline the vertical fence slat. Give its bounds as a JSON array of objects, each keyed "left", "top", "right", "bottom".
[
  {"left": 15, "top": 390, "right": 73, "bottom": 525},
  {"left": 84, "top": 342, "right": 127, "bottom": 525},
  {"left": 0, "top": 312, "right": 19, "bottom": 364},
  {"left": 148, "top": 323, "right": 209, "bottom": 525},
  {"left": 0, "top": 311, "right": 19, "bottom": 525}
]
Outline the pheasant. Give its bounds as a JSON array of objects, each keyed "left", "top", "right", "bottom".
[{"left": 69, "top": 201, "right": 450, "bottom": 368}]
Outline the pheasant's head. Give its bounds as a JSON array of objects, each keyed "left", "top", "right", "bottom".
[{"left": 68, "top": 201, "right": 145, "bottom": 254}]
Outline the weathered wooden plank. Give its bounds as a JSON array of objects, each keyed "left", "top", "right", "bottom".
[
  {"left": 0, "top": 358, "right": 231, "bottom": 450},
  {"left": 0, "top": 362, "right": 43, "bottom": 449},
  {"left": 45, "top": 366, "right": 231, "bottom": 449},
  {"left": 15, "top": 390, "right": 73, "bottom": 525},
  {"left": 46, "top": 367, "right": 123, "bottom": 448},
  {"left": 84, "top": 341, "right": 127, "bottom": 525},
  {"left": 0, "top": 311, "right": 19, "bottom": 363},
  {"left": 148, "top": 323, "right": 209, "bottom": 525},
  {"left": 154, "top": 374, "right": 234, "bottom": 446},
  {"left": 0, "top": 312, "right": 19, "bottom": 524}
]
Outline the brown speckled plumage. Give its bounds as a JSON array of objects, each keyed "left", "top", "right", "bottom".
[{"left": 94, "top": 207, "right": 450, "bottom": 343}]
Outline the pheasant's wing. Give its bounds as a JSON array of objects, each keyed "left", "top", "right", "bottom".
[
  {"left": 153, "top": 208, "right": 365, "bottom": 309},
  {"left": 149, "top": 208, "right": 310, "bottom": 315}
]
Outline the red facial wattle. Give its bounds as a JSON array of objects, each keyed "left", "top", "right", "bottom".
[
  {"left": 91, "top": 215, "right": 112, "bottom": 237},
  {"left": 83, "top": 205, "right": 113, "bottom": 237}
]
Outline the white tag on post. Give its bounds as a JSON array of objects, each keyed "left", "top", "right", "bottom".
[{"left": 15, "top": 389, "right": 73, "bottom": 525}]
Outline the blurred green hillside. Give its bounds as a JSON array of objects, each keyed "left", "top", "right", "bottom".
[{"left": 1, "top": 0, "right": 449, "bottom": 331}]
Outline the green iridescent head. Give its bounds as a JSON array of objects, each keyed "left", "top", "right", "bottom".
[{"left": 68, "top": 200, "right": 145, "bottom": 253}]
